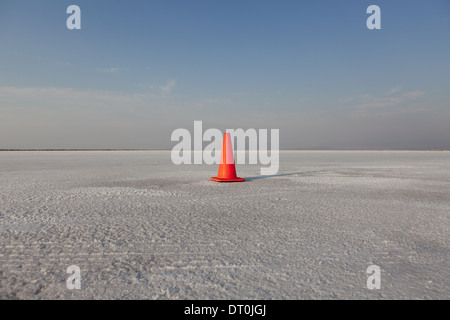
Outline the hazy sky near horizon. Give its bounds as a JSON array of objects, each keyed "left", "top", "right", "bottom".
[{"left": 1, "top": 0, "right": 449, "bottom": 149}]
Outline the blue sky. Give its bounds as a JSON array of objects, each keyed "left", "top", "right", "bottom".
[{"left": 1, "top": 0, "right": 449, "bottom": 149}]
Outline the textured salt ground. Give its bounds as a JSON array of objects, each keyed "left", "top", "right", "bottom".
[{"left": 0, "top": 151, "right": 449, "bottom": 299}]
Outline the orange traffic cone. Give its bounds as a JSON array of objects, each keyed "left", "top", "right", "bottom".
[{"left": 210, "top": 132, "right": 245, "bottom": 182}]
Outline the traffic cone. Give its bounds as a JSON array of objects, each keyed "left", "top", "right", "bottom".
[{"left": 210, "top": 132, "right": 245, "bottom": 182}]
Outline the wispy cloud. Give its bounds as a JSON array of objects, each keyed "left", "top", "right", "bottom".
[
  {"left": 96, "top": 67, "right": 121, "bottom": 73},
  {"left": 0, "top": 86, "right": 179, "bottom": 118},
  {"left": 0, "top": 86, "right": 448, "bottom": 150},
  {"left": 149, "top": 80, "right": 176, "bottom": 95},
  {"left": 357, "top": 96, "right": 405, "bottom": 109},
  {"left": 387, "top": 86, "right": 402, "bottom": 95},
  {"left": 161, "top": 80, "right": 176, "bottom": 95},
  {"left": 348, "top": 88, "right": 427, "bottom": 118},
  {"left": 403, "top": 90, "right": 425, "bottom": 99}
]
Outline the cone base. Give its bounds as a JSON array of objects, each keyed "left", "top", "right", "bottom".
[{"left": 210, "top": 177, "right": 245, "bottom": 182}]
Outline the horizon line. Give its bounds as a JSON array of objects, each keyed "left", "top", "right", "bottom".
[{"left": 0, "top": 149, "right": 449, "bottom": 152}]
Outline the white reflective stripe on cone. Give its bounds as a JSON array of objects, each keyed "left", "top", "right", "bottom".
[{"left": 220, "top": 133, "right": 235, "bottom": 165}]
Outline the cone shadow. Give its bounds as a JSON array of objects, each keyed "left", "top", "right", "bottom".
[{"left": 244, "top": 170, "right": 328, "bottom": 181}]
